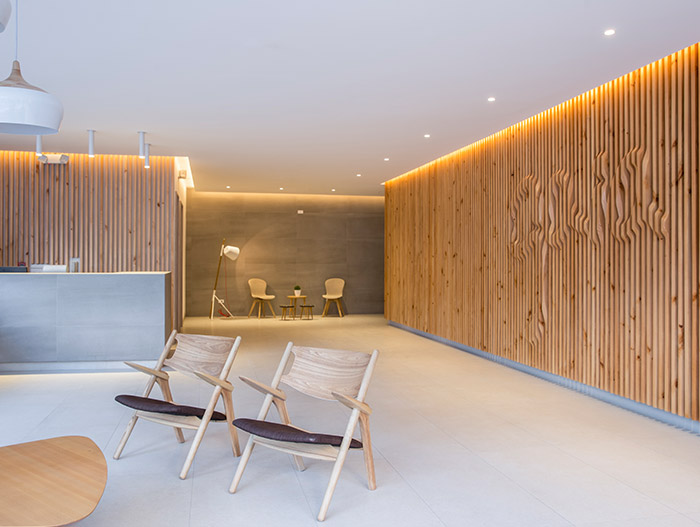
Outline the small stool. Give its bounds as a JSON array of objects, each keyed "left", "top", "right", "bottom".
[
  {"left": 300, "top": 304, "right": 314, "bottom": 320},
  {"left": 280, "top": 305, "right": 295, "bottom": 320}
]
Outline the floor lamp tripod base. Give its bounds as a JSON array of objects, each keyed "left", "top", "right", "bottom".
[{"left": 210, "top": 290, "right": 234, "bottom": 319}]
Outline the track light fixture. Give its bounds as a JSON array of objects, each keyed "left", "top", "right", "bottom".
[
  {"left": 88, "top": 129, "right": 95, "bottom": 157},
  {"left": 138, "top": 131, "right": 145, "bottom": 158}
]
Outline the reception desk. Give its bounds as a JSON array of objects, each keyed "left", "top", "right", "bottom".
[{"left": 0, "top": 272, "right": 171, "bottom": 371}]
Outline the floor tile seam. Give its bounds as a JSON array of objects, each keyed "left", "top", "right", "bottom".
[
  {"left": 520, "top": 427, "right": 688, "bottom": 517},
  {"left": 680, "top": 512, "right": 700, "bottom": 525},
  {"left": 562, "top": 453, "right": 690, "bottom": 517},
  {"left": 371, "top": 446, "right": 449, "bottom": 527},
  {"left": 287, "top": 454, "right": 321, "bottom": 524},
  {"left": 410, "top": 405, "right": 575, "bottom": 526},
  {"left": 459, "top": 415, "right": 684, "bottom": 522},
  {"left": 440, "top": 428, "right": 575, "bottom": 526},
  {"left": 19, "top": 389, "right": 76, "bottom": 443}
]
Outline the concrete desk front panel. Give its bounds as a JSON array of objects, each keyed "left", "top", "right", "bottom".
[{"left": 0, "top": 272, "right": 171, "bottom": 368}]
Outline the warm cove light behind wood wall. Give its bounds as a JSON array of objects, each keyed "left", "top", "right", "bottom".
[
  {"left": 0, "top": 151, "right": 184, "bottom": 330},
  {"left": 385, "top": 43, "right": 700, "bottom": 420}
]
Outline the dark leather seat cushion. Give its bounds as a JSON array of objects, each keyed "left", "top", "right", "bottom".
[
  {"left": 115, "top": 394, "right": 227, "bottom": 421},
  {"left": 233, "top": 418, "right": 362, "bottom": 448}
]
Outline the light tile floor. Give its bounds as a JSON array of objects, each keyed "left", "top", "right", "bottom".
[{"left": 2, "top": 315, "right": 700, "bottom": 526}]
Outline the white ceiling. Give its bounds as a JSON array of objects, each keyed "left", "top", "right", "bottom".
[{"left": 0, "top": 0, "right": 699, "bottom": 196}]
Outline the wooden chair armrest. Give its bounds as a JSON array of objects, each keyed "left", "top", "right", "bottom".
[
  {"left": 239, "top": 376, "right": 286, "bottom": 400},
  {"left": 124, "top": 361, "right": 169, "bottom": 381},
  {"left": 332, "top": 392, "right": 372, "bottom": 415},
  {"left": 194, "top": 371, "right": 233, "bottom": 391}
]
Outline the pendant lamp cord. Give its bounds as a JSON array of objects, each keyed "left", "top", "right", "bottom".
[{"left": 14, "top": 0, "right": 18, "bottom": 61}]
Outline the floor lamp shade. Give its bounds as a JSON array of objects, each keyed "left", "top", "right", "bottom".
[
  {"left": 223, "top": 245, "right": 240, "bottom": 261},
  {"left": 0, "top": 61, "right": 63, "bottom": 134}
]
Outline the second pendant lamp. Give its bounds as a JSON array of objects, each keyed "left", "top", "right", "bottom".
[{"left": 0, "top": 0, "right": 63, "bottom": 135}]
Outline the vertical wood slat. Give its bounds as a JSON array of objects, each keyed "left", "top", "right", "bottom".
[
  {"left": 0, "top": 152, "right": 183, "bottom": 331},
  {"left": 384, "top": 43, "right": 700, "bottom": 422}
]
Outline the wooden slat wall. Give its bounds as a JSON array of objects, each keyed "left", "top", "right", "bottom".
[
  {"left": 385, "top": 43, "right": 700, "bottom": 420},
  {"left": 0, "top": 151, "right": 183, "bottom": 331}
]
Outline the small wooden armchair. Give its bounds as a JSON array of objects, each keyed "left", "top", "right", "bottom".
[
  {"left": 322, "top": 278, "right": 345, "bottom": 317},
  {"left": 230, "top": 343, "right": 379, "bottom": 521},
  {"left": 248, "top": 278, "right": 276, "bottom": 318},
  {"left": 113, "top": 331, "right": 242, "bottom": 479}
]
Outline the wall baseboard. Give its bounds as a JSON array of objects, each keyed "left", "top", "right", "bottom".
[{"left": 389, "top": 321, "right": 700, "bottom": 435}]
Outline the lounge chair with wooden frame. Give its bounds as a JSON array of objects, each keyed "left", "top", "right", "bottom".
[
  {"left": 113, "top": 331, "right": 242, "bottom": 479},
  {"left": 229, "top": 342, "right": 379, "bottom": 521}
]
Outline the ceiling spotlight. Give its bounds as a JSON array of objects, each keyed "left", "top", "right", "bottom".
[
  {"left": 35, "top": 134, "right": 41, "bottom": 155},
  {"left": 144, "top": 143, "right": 150, "bottom": 169},
  {"left": 0, "top": 0, "right": 63, "bottom": 135},
  {"left": 604, "top": 28, "right": 615, "bottom": 36},
  {"left": 424, "top": 134, "right": 430, "bottom": 138},
  {"left": 331, "top": 189, "right": 336, "bottom": 192},
  {"left": 487, "top": 97, "right": 496, "bottom": 102},
  {"left": 356, "top": 173, "right": 361, "bottom": 177},
  {"left": 279, "top": 187, "right": 284, "bottom": 191},
  {"left": 380, "top": 182, "right": 386, "bottom": 186},
  {"left": 87, "top": 129, "right": 95, "bottom": 157},
  {"left": 138, "top": 131, "right": 146, "bottom": 158},
  {"left": 226, "top": 185, "right": 230, "bottom": 189},
  {"left": 384, "top": 158, "right": 389, "bottom": 161}
]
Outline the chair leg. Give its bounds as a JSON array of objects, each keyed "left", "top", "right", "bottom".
[
  {"left": 358, "top": 413, "right": 376, "bottom": 490},
  {"left": 322, "top": 299, "right": 330, "bottom": 316},
  {"left": 113, "top": 413, "right": 139, "bottom": 459},
  {"left": 258, "top": 300, "right": 262, "bottom": 318},
  {"left": 229, "top": 436, "right": 256, "bottom": 493},
  {"left": 179, "top": 387, "right": 222, "bottom": 480},
  {"left": 266, "top": 301, "right": 276, "bottom": 318},
  {"left": 222, "top": 391, "right": 241, "bottom": 457},
  {"left": 318, "top": 446, "right": 351, "bottom": 521},
  {"left": 335, "top": 299, "right": 344, "bottom": 317},
  {"left": 248, "top": 300, "right": 258, "bottom": 318}
]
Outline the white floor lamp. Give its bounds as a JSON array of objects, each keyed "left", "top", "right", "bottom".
[{"left": 209, "top": 239, "right": 240, "bottom": 319}]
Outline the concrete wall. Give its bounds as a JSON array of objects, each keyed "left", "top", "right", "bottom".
[{"left": 186, "top": 191, "right": 384, "bottom": 316}]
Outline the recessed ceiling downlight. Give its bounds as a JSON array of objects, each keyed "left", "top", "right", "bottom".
[
  {"left": 604, "top": 28, "right": 615, "bottom": 36},
  {"left": 424, "top": 134, "right": 430, "bottom": 138},
  {"left": 487, "top": 97, "right": 496, "bottom": 102},
  {"left": 384, "top": 158, "right": 389, "bottom": 161}
]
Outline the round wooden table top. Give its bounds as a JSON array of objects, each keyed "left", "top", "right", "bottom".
[{"left": 0, "top": 435, "right": 108, "bottom": 527}]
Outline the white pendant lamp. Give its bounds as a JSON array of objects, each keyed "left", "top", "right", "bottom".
[
  {"left": 0, "top": 0, "right": 63, "bottom": 135},
  {"left": 0, "top": 0, "right": 11, "bottom": 33}
]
